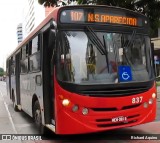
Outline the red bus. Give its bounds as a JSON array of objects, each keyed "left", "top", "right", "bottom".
[{"left": 6, "top": 5, "right": 156, "bottom": 135}]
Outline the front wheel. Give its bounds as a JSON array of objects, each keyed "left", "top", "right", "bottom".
[{"left": 33, "top": 100, "right": 49, "bottom": 134}]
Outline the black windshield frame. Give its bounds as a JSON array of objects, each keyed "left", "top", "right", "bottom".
[{"left": 55, "top": 28, "right": 154, "bottom": 86}]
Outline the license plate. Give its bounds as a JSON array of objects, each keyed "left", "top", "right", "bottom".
[{"left": 112, "top": 116, "right": 127, "bottom": 123}]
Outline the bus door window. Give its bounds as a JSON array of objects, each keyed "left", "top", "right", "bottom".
[
  {"left": 20, "top": 45, "right": 28, "bottom": 73},
  {"left": 29, "top": 35, "right": 41, "bottom": 72},
  {"left": 6, "top": 59, "right": 11, "bottom": 98},
  {"left": 20, "top": 44, "right": 29, "bottom": 110},
  {"left": 59, "top": 32, "right": 74, "bottom": 81},
  {"left": 42, "top": 28, "right": 57, "bottom": 123},
  {"left": 11, "top": 56, "right": 15, "bottom": 75}
]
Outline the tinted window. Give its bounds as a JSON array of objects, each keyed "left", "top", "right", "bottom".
[
  {"left": 29, "top": 53, "right": 40, "bottom": 72},
  {"left": 31, "top": 36, "right": 39, "bottom": 54},
  {"left": 29, "top": 35, "right": 40, "bottom": 72},
  {"left": 11, "top": 57, "right": 15, "bottom": 75},
  {"left": 21, "top": 45, "right": 28, "bottom": 73},
  {"left": 21, "top": 59, "right": 28, "bottom": 73},
  {"left": 21, "top": 45, "right": 28, "bottom": 60}
]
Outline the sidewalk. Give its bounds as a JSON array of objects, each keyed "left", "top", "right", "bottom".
[
  {"left": 0, "top": 95, "right": 16, "bottom": 134},
  {"left": 0, "top": 92, "right": 22, "bottom": 143}
]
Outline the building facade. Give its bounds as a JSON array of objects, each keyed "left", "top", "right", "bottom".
[
  {"left": 151, "top": 38, "right": 160, "bottom": 77},
  {"left": 21, "top": 0, "right": 54, "bottom": 39},
  {"left": 17, "top": 23, "right": 23, "bottom": 44},
  {"left": 22, "top": 0, "right": 45, "bottom": 38}
]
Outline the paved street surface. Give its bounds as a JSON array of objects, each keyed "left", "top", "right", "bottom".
[{"left": 0, "top": 81, "right": 160, "bottom": 143}]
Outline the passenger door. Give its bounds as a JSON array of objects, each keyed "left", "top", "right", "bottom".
[
  {"left": 20, "top": 45, "right": 29, "bottom": 111},
  {"left": 15, "top": 51, "right": 21, "bottom": 105}
]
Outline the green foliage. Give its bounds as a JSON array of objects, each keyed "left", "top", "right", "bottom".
[
  {"left": 94, "top": 0, "right": 160, "bottom": 37},
  {"left": 96, "top": 0, "right": 134, "bottom": 8},
  {"left": 135, "top": 0, "right": 160, "bottom": 37},
  {"left": 38, "top": 0, "right": 57, "bottom": 7},
  {"left": 77, "top": 0, "right": 87, "bottom": 4},
  {"left": 0, "top": 67, "right": 4, "bottom": 77}
]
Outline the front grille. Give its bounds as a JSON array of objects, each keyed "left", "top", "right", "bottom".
[
  {"left": 122, "top": 104, "right": 141, "bottom": 110},
  {"left": 59, "top": 80, "right": 153, "bottom": 97},
  {"left": 80, "top": 87, "right": 148, "bottom": 97},
  {"left": 91, "top": 107, "right": 117, "bottom": 112},
  {"left": 91, "top": 103, "right": 141, "bottom": 112}
]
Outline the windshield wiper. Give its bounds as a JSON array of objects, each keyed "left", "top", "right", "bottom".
[
  {"left": 125, "top": 30, "right": 136, "bottom": 49},
  {"left": 103, "top": 35, "right": 110, "bottom": 73},
  {"left": 85, "top": 26, "right": 110, "bottom": 73},
  {"left": 123, "top": 30, "right": 137, "bottom": 67},
  {"left": 86, "top": 26, "right": 106, "bottom": 55}
]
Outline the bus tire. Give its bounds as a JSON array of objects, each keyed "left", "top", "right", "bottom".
[
  {"left": 12, "top": 92, "right": 19, "bottom": 112},
  {"left": 33, "top": 100, "right": 48, "bottom": 135}
]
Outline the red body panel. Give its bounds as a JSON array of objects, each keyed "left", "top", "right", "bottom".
[{"left": 54, "top": 79, "right": 156, "bottom": 134}]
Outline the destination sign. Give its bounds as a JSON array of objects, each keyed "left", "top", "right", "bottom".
[
  {"left": 60, "top": 8, "right": 144, "bottom": 27},
  {"left": 87, "top": 14, "right": 137, "bottom": 26}
]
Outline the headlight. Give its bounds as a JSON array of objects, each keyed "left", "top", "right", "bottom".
[
  {"left": 62, "top": 99, "right": 70, "bottom": 106},
  {"left": 152, "top": 93, "right": 156, "bottom": 99}
]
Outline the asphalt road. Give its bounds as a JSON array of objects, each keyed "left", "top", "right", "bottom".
[{"left": 0, "top": 81, "right": 160, "bottom": 143}]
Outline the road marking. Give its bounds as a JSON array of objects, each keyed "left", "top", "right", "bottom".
[{"left": 0, "top": 90, "right": 17, "bottom": 134}]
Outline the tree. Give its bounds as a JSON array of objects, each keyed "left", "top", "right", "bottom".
[
  {"left": 135, "top": 0, "right": 160, "bottom": 37},
  {"left": 38, "top": 0, "right": 160, "bottom": 37},
  {"left": 38, "top": 0, "right": 58, "bottom": 7},
  {"left": 0, "top": 67, "right": 4, "bottom": 77},
  {"left": 89, "top": 0, "right": 135, "bottom": 9}
]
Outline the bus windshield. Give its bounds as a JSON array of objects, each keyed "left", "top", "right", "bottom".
[{"left": 56, "top": 30, "right": 153, "bottom": 84}]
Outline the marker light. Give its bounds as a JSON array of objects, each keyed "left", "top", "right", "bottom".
[
  {"left": 59, "top": 95, "right": 64, "bottom": 100},
  {"left": 148, "top": 98, "right": 153, "bottom": 105},
  {"left": 152, "top": 93, "right": 156, "bottom": 99},
  {"left": 72, "top": 105, "right": 79, "bottom": 112},
  {"left": 143, "top": 102, "right": 148, "bottom": 108},
  {"left": 62, "top": 99, "right": 70, "bottom": 106},
  {"left": 82, "top": 108, "right": 89, "bottom": 115}
]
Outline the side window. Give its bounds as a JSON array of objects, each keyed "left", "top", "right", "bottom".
[
  {"left": 29, "top": 35, "right": 40, "bottom": 72},
  {"left": 21, "top": 45, "right": 28, "bottom": 60},
  {"left": 32, "top": 36, "right": 39, "bottom": 54},
  {"left": 11, "top": 56, "right": 15, "bottom": 75},
  {"left": 6, "top": 60, "right": 9, "bottom": 76},
  {"left": 21, "top": 45, "right": 28, "bottom": 73}
]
